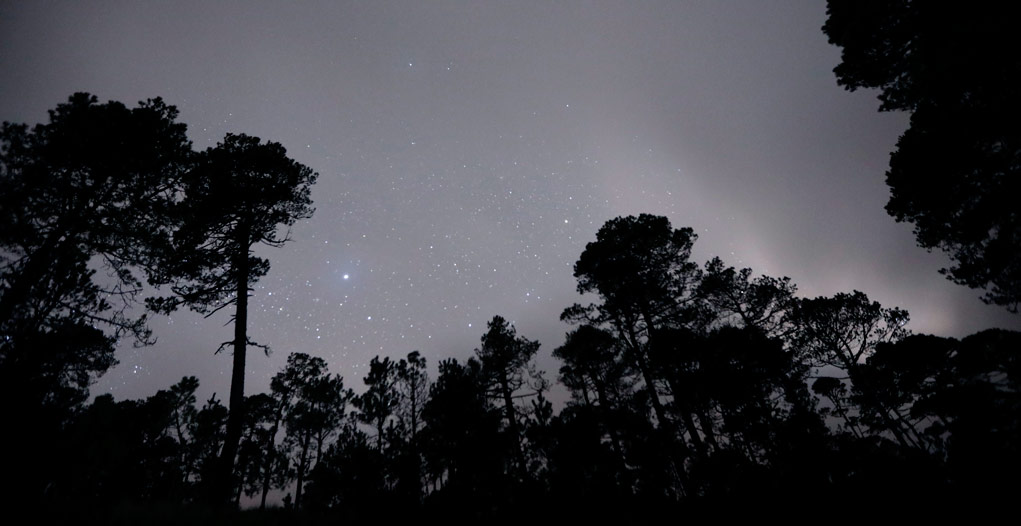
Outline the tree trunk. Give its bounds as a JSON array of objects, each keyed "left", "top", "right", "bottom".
[
  {"left": 260, "top": 396, "right": 288, "bottom": 509},
  {"left": 679, "top": 410, "right": 707, "bottom": 456},
  {"left": 633, "top": 310, "right": 691, "bottom": 496},
  {"left": 259, "top": 429, "right": 277, "bottom": 509},
  {"left": 410, "top": 386, "right": 419, "bottom": 438},
  {"left": 294, "top": 431, "right": 311, "bottom": 509},
  {"left": 408, "top": 384, "right": 422, "bottom": 502},
  {"left": 633, "top": 343, "right": 670, "bottom": 430},
  {"left": 580, "top": 383, "right": 593, "bottom": 407},
  {"left": 636, "top": 310, "right": 674, "bottom": 429},
  {"left": 663, "top": 376, "right": 708, "bottom": 456},
  {"left": 173, "top": 409, "right": 193, "bottom": 485},
  {"left": 259, "top": 460, "right": 271, "bottom": 510},
  {"left": 235, "top": 469, "right": 245, "bottom": 505},
  {"left": 218, "top": 227, "right": 251, "bottom": 505},
  {"left": 595, "top": 382, "right": 629, "bottom": 485},
  {"left": 234, "top": 424, "right": 257, "bottom": 506},
  {"left": 696, "top": 409, "right": 719, "bottom": 450},
  {"left": 500, "top": 376, "right": 525, "bottom": 473},
  {"left": 259, "top": 433, "right": 276, "bottom": 509}
]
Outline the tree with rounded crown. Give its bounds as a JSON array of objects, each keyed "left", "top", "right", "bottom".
[
  {"left": 1, "top": 92, "right": 191, "bottom": 373},
  {"left": 1, "top": 93, "right": 191, "bottom": 503},
  {"left": 563, "top": 214, "right": 702, "bottom": 434},
  {"left": 148, "top": 132, "right": 317, "bottom": 505}
]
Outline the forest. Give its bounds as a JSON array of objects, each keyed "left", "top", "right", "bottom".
[{"left": 2, "top": 1, "right": 1019, "bottom": 523}]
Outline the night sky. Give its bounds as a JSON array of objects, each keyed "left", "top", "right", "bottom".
[{"left": 2, "top": 1, "right": 1017, "bottom": 404}]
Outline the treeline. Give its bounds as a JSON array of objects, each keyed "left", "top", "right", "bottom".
[
  {"left": 26, "top": 215, "right": 1021, "bottom": 520},
  {"left": 0, "top": 92, "right": 317, "bottom": 516},
  {"left": 2, "top": 95, "right": 1018, "bottom": 521}
]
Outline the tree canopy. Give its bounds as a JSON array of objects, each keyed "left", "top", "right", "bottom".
[
  {"left": 10, "top": 209, "right": 1019, "bottom": 518},
  {"left": 0, "top": 93, "right": 193, "bottom": 503},
  {"left": 824, "top": 0, "right": 1021, "bottom": 311},
  {"left": 1, "top": 92, "right": 191, "bottom": 355},
  {"left": 150, "top": 132, "right": 318, "bottom": 504},
  {"left": 6, "top": 91, "right": 1019, "bottom": 519}
]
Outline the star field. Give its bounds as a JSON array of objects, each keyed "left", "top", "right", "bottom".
[{"left": 1, "top": 1, "right": 1017, "bottom": 404}]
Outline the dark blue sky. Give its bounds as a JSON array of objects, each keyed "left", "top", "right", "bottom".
[{"left": 2, "top": 0, "right": 1016, "bottom": 404}]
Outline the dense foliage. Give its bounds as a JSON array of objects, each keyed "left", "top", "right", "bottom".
[
  {"left": 3, "top": 79, "right": 1017, "bottom": 521},
  {"left": 1, "top": 93, "right": 318, "bottom": 510},
  {"left": 824, "top": 0, "right": 1021, "bottom": 311}
]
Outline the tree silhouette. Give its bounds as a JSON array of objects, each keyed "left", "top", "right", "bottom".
[
  {"left": 396, "top": 351, "right": 429, "bottom": 441},
  {"left": 147, "top": 133, "right": 317, "bottom": 504},
  {"left": 932, "top": 330, "right": 1020, "bottom": 499},
  {"left": 62, "top": 394, "right": 149, "bottom": 506},
  {"left": 156, "top": 376, "right": 200, "bottom": 488},
  {"left": 554, "top": 326, "right": 631, "bottom": 409},
  {"left": 849, "top": 335, "right": 951, "bottom": 452},
  {"left": 302, "top": 423, "right": 385, "bottom": 518},
  {"left": 542, "top": 404, "right": 638, "bottom": 515},
  {"left": 259, "top": 352, "right": 324, "bottom": 508},
  {"left": 394, "top": 351, "right": 429, "bottom": 502},
  {"left": 812, "top": 376, "right": 862, "bottom": 438},
  {"left": 791, "top": 291, "right": 909, "bottom": 372},
  {"left": 420, "top": 357, "right": 504, "bottom": 511},
  {"left": 552, "top": 325, "right": 632, "bottom": 471},
  {"left": 698, "top": 257, "right": 797, "bottom": 336},
  {"left": 355, "top": 356, "right": 400, "bottom": 453},
  {"left": 824, "top": 1, "right": 1021, "bottom": 310},
  {"left": 475, "top": 315, "right": 544, "bottom": 477},
  {"left": 0, "top": 93, "right": 190, "bottom": 385},
  {"left": 563, "top": 214, "right": 703, "bottom": 488},
  {"left": 567, "top": 214, "right": 702, "bottom": 330},
  {"left": 0, "top": 93, "right": 191, "bottom": 504},
  {"left": 854, "top": 329, "right": 1020, "bottom": 497},
  {"left": 307, "top": 375, "right": 351, "bottom": 479},
  {"left": 9, "top": 98, "right": 1019, "bottom": 517},
  {"left": 262, "top": 352, "right": 348, "bottom": 510},
  {"left": 792, "top": 291, "right": 915, "bottom": 448},
  {"left": 669, "top": 327, "right": 809, "bottom": 464},
  {"left": 286, "top": 367, "right": 349, "bottom": 509},
  {"left": 236, "top": 392, "right": 279, "bottom": 504},
  {"left": 0, "top": 93, "right": 190, "bottom": 345},
  {"left": 35, "top": 287, "right": 1020, "bottom": 515},
  {"left": 191, "top": 393, "right": 229, "bottom": 496}
]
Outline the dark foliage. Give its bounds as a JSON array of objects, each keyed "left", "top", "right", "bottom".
[
  {"left": 1, "top": 93, "right": 192, "bottom": 506},
  {"left": 39, "top": 213, "right": 1014, "bottom": 521},
  {"left": 824, "top": 0, "right": 1021, "bottom": 310},
  {"left": 146, "top": 132, "right": 318, "bottom": 504},
  {"left": 5, "top": 92, "right": 1017, "bottom": 524}
]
